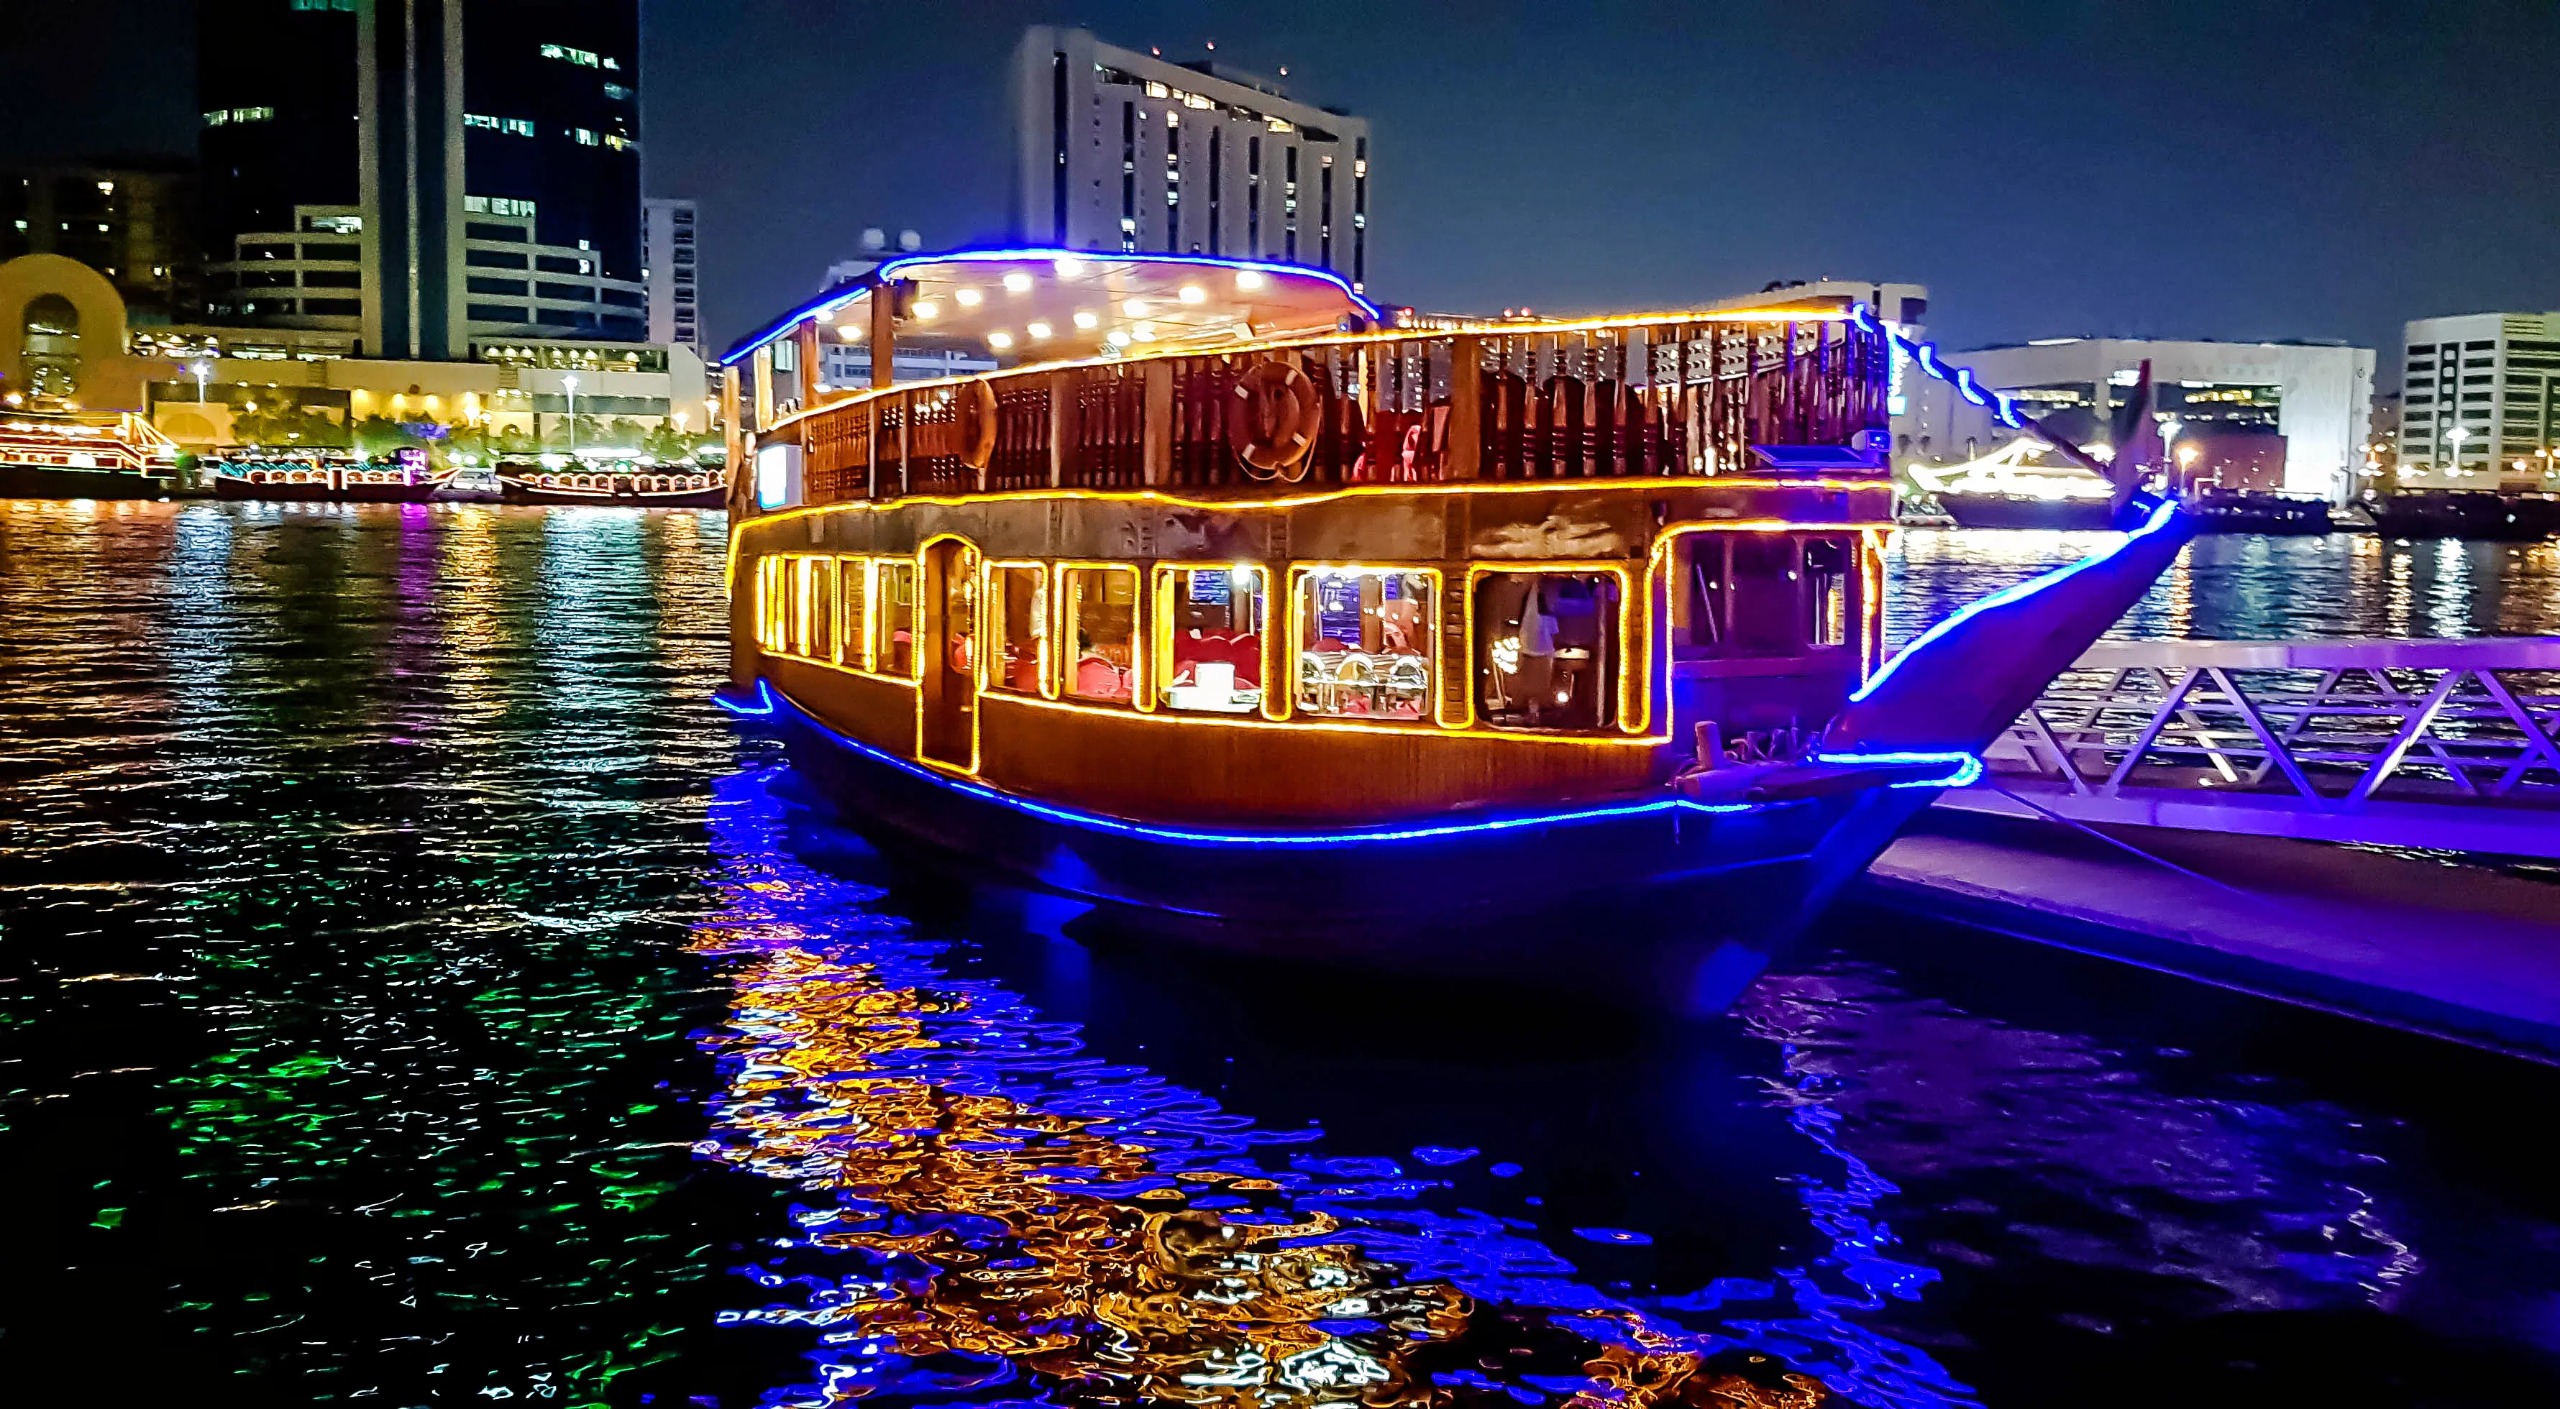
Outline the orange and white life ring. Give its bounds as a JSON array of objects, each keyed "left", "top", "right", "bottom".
[
  {"left": 958, "top": 379, "right": 1000, "bottom": 471},
  {"left": 1226, "top": 358, "right": 1320, "bottom": 475}
]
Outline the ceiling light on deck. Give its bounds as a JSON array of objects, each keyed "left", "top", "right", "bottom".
[
  {"left": 1073, "top": 310, "right": 1100, "bottom": 330},
  {"left": 1131, "top": 322, "right": 1157, "bottom": 342},
  {"left": 813, "top": 308, "right": 834, "bottom": 324},
  {"left": 913, "top": 300, "right": 940, "bottom": 320},
  {"left": 1003, "top": 271, "right": 1034, "bottom": 294},
  {"left": 1177, "top": 284, "right": 1206, "bottom": 304},
  {"left": 987, "top": 330, "right": 1013, "bottom": 350},
  {"left": 1123, "top": 298, "right": 1149, "bottom": 316},
  {"left": 954, "top": 287, "right": 983, "bottom": 307},
  {"left": 1234, "top": 270, "right": 1266, "bottom": 291},
  {"left": 839, "top": 323, "right": 863, "bottom": 340},
  {"left": 1052, "top": 256, "right": 1086, "bottom": 278},
  {"left": 1106, "top": 329, "right": 1132, "bottom": 347},
  {"left": 1026, "top": 321, "right": 1053, "bottom": 341}
]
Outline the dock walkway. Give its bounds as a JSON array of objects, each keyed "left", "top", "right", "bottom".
[{"left": 1864, "top": 808, "right": 2560, "bottom": 1063}]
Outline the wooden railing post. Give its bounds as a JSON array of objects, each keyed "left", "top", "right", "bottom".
[
  {"left": 1447, "top": 335, "right": 1482, "bottom": 480},
  {"left": 896, "top": 390, "right": 911, "bottom": 497},
  {"left": 1141, "top": 360, "right": 1173, "bottom": 487},
  {"left": 870, "top": 285, "right": 896, "bottom": 391},
  {"left": 1047, "top": 374, "right": 1067, "bottom": 488}
]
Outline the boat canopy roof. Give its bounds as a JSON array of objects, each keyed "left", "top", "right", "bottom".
[{"left": 722, "top": 248, "right": 1384, "bottom": 370}]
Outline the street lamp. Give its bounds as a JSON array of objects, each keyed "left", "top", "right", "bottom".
[{"left": 563, "top": 374, "right": 580, "bottom": 452}]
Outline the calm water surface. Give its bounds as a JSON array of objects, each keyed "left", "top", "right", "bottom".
[{"left": 4, "top": 502, "right": 2558, "bottom": 1407}]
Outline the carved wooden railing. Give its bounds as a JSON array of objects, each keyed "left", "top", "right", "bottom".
[{"left": 797, "top": 316, "right": 1889, "bottom": 506}]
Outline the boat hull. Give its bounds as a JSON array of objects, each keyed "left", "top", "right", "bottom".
[
  {"left": 2188, "top": 492, "right": 2332, "bottom": 535},
  {"left": 1, "top": 465, "right": 169, "bottom": 500},
  {"left": 762, "top": 687, "right": 1932, "bottom": 1011},
  {"left": 212, "top": 475, "right": 445, "bottom": 504},
  {"left": 1938, "top": 492, "right": 2116, "bottom": 531},
  {"left": 2367, "top": 492, "right": 2560, "bottom": 541},
  {"left": 498, "top": 479, "right": 725, "bottom": 508}
]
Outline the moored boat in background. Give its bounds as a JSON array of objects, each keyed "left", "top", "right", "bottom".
[
  {"left": 208, "top": 450, "right": 451, "bottom": 503},
  {"left": 0, "top": 411, "right": 176, "bottom": 499},
  {"left": 497, "top": 459, "right": 725, "bottom": 507},
  {"left": 2365, "top": 489, "right": 2560, "bottom": 541}
]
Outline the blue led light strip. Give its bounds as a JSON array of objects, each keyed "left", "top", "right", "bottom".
[
  {"left": 1847, "top": 498, "right": 2183, "bottom": 706},
  {"left": 1851, "top": 302, "right": 2029, "bottom": 430},
  {"left": 716, "top": 682, "right": 1980, "bottom": 846},
  {"left": 1812, "top": 750, "right": 1986, "bottom": 789},
  {"left": 722, "top": 247, "right": 1383, "bottom": 367}
]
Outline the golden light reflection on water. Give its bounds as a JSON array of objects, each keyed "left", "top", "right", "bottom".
[{"left": 687, "top": 853, "right": 1829, "bottom": 1409}]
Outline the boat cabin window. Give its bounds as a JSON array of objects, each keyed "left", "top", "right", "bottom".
[
  {"left": 836, "top": 556, "right": 870, "bottom": 669},
  {"left": 986, "top": 564, "right": 1047, "bottom": 695},
  {"left": 1295, "top": 568, "right": 1435, "bottom": 722},
  {"left": 795, "top": 557, "right": 835, "bottom": 660},
  {"left": 875, "top": 559, "right": 918, "bottom": 677},
  {"left": 1474, "top": 571, "right": 1621, "bottom": 731},
  {"left": 755, "top": 557, "right": 786, "bottom": 651},
  {"left": 1160, "top": 565, "right": 1266, "bottom": 714},
  {"left": 1680, "top": 533, "right": 1859, "bottom": 659},
  {"left": 1063, "top": 565, "right": 1138, "bottom": 705}
]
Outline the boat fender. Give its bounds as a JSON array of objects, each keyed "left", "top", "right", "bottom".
[
  {"left": 959, "top": 379, "right": 1001, "bottom": 470},
  {"left": 1227, "top": 359, "right": 1320, "bottom": 473}
]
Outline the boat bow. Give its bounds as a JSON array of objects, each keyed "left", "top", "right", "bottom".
[{"left": 1822, "top": 498, "right": 2196, "bottom": 756}]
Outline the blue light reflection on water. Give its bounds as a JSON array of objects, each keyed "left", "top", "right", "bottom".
[{"left": 688, "top": 765, "right": 1981, "bottom": 1408}]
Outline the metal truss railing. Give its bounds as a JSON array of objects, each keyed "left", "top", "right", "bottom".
[{"left": 1985, "top": 638, "right": 2560, "bottom": 809}]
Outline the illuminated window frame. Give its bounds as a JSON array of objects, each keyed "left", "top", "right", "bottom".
[
  {"left": 1459, "top": 561, "right": 1643, "bottom": 737},
  {"left": 1149, "top": 562, "right": 1274, "bottom": 718},
  {"left": 791, "top": 555, "right": 836, "bottom": 660},
  {"left": 980, "top": 559, "right": 1053, "bottom": 698},
  {"left": 1054, "top": 560, "right": 1145, "bottom": 710},
  {"left": 834, "top": 554, "right": 872, "bottom": 670},
  {"left": 1284, "top": 563, "right": 1448, "bottom": 729},
  {"left": 870, "top": 555, "right": 922, "bottom": 681}
]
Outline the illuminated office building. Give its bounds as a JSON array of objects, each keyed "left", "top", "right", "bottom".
[
  {"left": 2398, "top": 312, "right": 2560, "bottom": 491},
  {"left": 198, "top": 0, "right": 647, "bottom": 358},
  {"left": 1010, "top": 26, "right": 1371, "bottom": 289}
]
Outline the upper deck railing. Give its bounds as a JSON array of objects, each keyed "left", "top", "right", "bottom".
[{"left": 773, "top": 313, "right": 1892, "bottom": 507}]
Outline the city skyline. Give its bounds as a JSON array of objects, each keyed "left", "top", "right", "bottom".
[{"left": 7, "top": 1, "right": 2560, "bottom": 375}]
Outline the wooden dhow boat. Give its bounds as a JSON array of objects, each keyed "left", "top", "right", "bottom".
[
  {"left": 208, "top": 450, "right": 451, "bottom": 503},
  {"left": 0, "top": 411, "right": 176, "bottom": 499},
  {"left": 715, "top": 250, "right": 2192, "bottom": 1008},
  {"left": 497, "top": 459, "right": 726, "bottom": 507}
]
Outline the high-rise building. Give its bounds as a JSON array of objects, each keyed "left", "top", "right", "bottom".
[
  {"left": 643, "top": 198, "right": 700, "bottom": 358},
  {"left": 2396, "top": 313, "right": 2560, "bottom": 492},
  {"left": 197, "top": 0, "right": 646, "bottom": 359},
  {"left": 1009, "top": 27, "right": 1371, "bottom": 289},
  {"left": 0, "top": 161, "right": 201, "bottom": 323}
]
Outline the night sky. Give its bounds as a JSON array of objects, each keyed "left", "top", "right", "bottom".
[{"left": 9, "top": 0, "right": 2559, "bottom": 377}]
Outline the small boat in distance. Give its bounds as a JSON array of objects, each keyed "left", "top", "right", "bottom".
[
  {"left": 0, "top": 410, "right": 176, "bottom": 499},
  {"left": 1918, "top": 437, "right": 2330, "bottom": 534},
  {"left": 208, "top": 450, "right": 451, "bottom": 503},
  {"left": 715, "top": 249, "right": 2194, "bottom": 1009},
  {"left": 496, "top": 458, "right": 726, "bottom": 507},
  {"left": 2364, "top": 489, "right": 2560, "bottom": 541}
]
